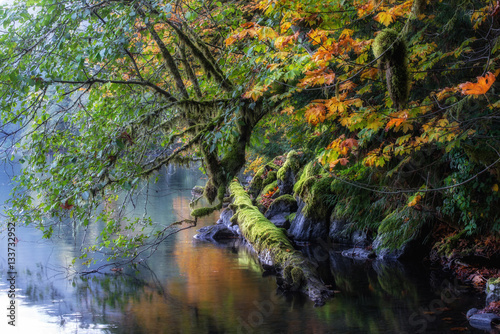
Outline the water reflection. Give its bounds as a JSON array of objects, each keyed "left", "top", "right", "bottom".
[{"left": 0, "top": 166, "right": 492, "bottom": 333}]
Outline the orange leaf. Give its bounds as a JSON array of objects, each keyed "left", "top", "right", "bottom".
[{"left": 459, "top": 72, "right": 496, "bottom": 96}]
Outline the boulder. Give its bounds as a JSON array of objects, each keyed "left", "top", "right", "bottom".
[
  {"left": 277, "top": 151, "right": 300, "bottom": 195},
  {"left": 466, "top": 308, "right": 479, "bottom": 319},
  {"left": 264, "top": 194, "right": 298, "bottom": 228},
  {"left": 469, "top": 313, "right": 500, "bottom": 330},
  {"left": 194, "top": 224, "right": 238, "bottom": 241},
  {"left": 288, "top": 199, "right": 329, "bottom": 242},
  {"left": 329, "top": 219, "right": 371, "bottom": 247},
  {"left": 277, "top": 167, "right": 295, "bottom": 195}
]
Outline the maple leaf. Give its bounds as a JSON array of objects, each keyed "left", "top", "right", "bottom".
[
  {"left": 385, "top": 117, "right": 404, "bottom": 131},
  {"left": 304, "top": 103, "right": 326, "bottom": 125},
  {"left": 357, "top": 0, "right": 375, "bottom": 18},
  {"left": 459, "top": 72, "right": 496, "bottom": 96},
  {"left": 375, "top": 10, "right": 396, "bottom": 26},
  {"left": 298, "top": 68, "right": 335, "bottom": 88}
]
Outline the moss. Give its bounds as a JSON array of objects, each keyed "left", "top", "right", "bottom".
[
  {"left": 190, "top": 206, "right": 218, "bottom": 218},
  {"left": 248, "top": 161, "right": 280, "bottom": 197},
  {"left": 229, "top": 180, "right": 333, "bottom": 303},
  {"left": 375, "top": 206, "right": 428, "bottom": 250},
  {"left": 293, "top": 161, "right": 323, "bottom": 196},
  {"left": 217, "top": 185, "right": 226, "bottom": 203},
  {"left": 298, "top": 176, "right": 334, "bottom": 220},
  {"left": 435, "top": 230, "right": 467, "bottom": 256},
  {"left": 373, "top": 29, "right": 410, "bottom": 110},
  {"left": 277, "top": 150, "right": 301, "bottom": 181},
  {"left": 260, "top": 180, "right": 279, "bottom": 199},
  {"left": 287, "top": 212, "right": 296, "bottom": 222},
  {"left": 262, "top": 171, "right": 277, "bottom": 187},
  {"left": 203, "top": 179, "right": 218, "bottom": 203},
  {"left": 273, "top": 194, "right": 296, "bottom": 206}
]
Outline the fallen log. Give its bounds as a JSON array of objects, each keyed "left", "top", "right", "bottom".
[{"left": 229, "top": 180, "right": 334, "bottom": 306}]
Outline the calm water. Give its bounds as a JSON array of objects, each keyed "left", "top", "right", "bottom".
[{"left": 0, "top": 165, "right": 491, "bottom": 333}]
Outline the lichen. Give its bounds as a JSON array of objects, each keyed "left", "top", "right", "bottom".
[{"left": 373, "top": 29, "right": 410, "bottom": 110}]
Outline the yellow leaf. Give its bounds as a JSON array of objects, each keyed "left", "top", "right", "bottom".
[
  {"left": 375, "top": 11, "right": 395, "bottom": 26},
  {"left": 281, "top": 22, "right": 291, "bottom": 33},
  {"left": 340, "top": 29, "right": 354, "bottom": 39},
  {"left": 493, "top": 184, "right": 499, "bottom": 192}
]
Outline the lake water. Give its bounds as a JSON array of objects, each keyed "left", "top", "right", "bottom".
[{"left": 0, "top": 165, "right": 491, "bottom": 333}]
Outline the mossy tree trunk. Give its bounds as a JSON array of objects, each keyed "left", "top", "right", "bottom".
[{"left": 229, "top": 180, "right": 334, "bottom": 305}]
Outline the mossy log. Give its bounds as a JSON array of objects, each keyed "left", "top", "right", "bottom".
[{"left": 229, "top": 180, "right": 334, "bottom": 305}]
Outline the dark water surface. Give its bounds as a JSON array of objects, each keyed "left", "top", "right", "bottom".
[{"left": 0, "top": 166, "right": 492, "bottom": 333}]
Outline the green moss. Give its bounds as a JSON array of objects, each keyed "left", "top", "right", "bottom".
[
  {"left": 217, "top": 185, "right": 226, "bottom": 203},
  {"left": 262, "top": 171, "right": 277, "bottom": 187},
  {"left": 299, "top": 176, "right": 335, "bottom": 220},
  {"left": 373, "top": 29, "right": 410, "bottom": 110},
  {"left": 293, "top": 161, "right": 323, "bottom": 196},
  {"left": 273, "top": 194, "right": 296, "bottom": 206},
  {"left": 190, "top": 206, "right": 218, "bottom": 218},
  {"left": 435, "top": 230, "right": 467, "bottom": 256},
  {"left": 261, "top": 180, "right": 279, "bottom": 197},
  {"left": 277, "top": 150, "right": 300, "bottom": 181},
  {"left": 375, "top": 206, "right": 428, "bottom": 250},
  {"left": 203, "top": 179, "right": 217, "bottom": 203},
  {"left": 248, "top": 161, "right": 280, "bottom": 197}
]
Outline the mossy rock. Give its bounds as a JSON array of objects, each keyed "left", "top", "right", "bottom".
[
  {"left": 300, "top": 176, "right": 335, "bottom": 221},
  {"left": 262, "top": 171, "right": 277, "bottom": 187},
  {"left": 277, "top": 151, "right": 301, "bottom": 195},
  {"left": 373, "top": 207, "right": 430, "bottom": 259},
  {"left": 248, "top": 161, "right": 280, "bottom": 198}
]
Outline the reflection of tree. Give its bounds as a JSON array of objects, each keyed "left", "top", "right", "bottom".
[{"left": 307, "top": 250, "right": 426, "bottom": 333}]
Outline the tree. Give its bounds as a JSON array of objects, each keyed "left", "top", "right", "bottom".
[
  {"left": 1, "top": 0, "right": 499, "bottom": 270},
  {"left": 226, "top": 0, "right": 500, "bottom": 235},
  {"left": 0, "top": 0, "right": 277, "bottom": 266}
]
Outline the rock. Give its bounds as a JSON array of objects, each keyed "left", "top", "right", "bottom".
[
  {"left": 264, "top": 194, "right": 297, "bottom": 228},
  {"left": 487, "top": 278, "right": 500, "bottom": 294},
  {"left": 268, "top": 213, "right": 289, "bottom": 228},
  {"left": 288, "top": 199, "right": 329, "bottom": 242},
  {"left": 469, "top": 313, "right": 500, "bottom": 330},
  {"left": 277, "top": 167, "right": 295, "bottom": 195},
  {"left": 276, "top": 151, "right": 300, "bottom": 195},
  {"left": 194, "top": 224, "right": 238, "bottom": 241},
  {"left": 329, "top": 219, "right": 371, "bottom": 247},
  {"left": 341, "top": 248, "right": 376, "bottom": 260},
  {"left": 466, "top": 308, "right": 479, "bottom": 319},
  {"left": 486, "top": 292, "right": 500, "bottom": 304},
  {"left": 372, "top": 235, "right": 425, "bottom": 260}
]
